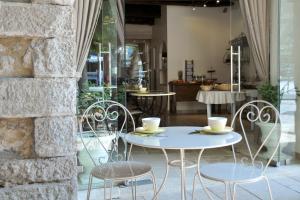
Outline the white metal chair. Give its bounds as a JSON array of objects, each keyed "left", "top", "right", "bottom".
[
  {"left": 192, "top": 100, "right": 281, "bottom": 200},
  {"left": 79, "top": 100, "right": 157, "bottom": 200}
]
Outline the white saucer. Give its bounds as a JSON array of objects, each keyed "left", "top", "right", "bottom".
[
  {"left": 137, "top": 91, "right": 149, "bottom": 94},
  {"left": 135, "top": 127, "right": 165, "bottom": 134},
  {"left": 202, "top": 126, "right": 233, "bottom": 134}
]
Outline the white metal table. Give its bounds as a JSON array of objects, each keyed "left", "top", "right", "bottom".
[{"left": 125, "top": 126, "right": 242, "bottom": 200}]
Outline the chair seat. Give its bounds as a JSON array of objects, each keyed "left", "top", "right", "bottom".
[
  {"left": 91, "top": 161, "right": 152, "bottom": 180},
  {"left": 200, "top": 162, "right": 263, "bottom": 182}
]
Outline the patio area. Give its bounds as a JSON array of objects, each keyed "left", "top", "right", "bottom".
[
  {"left": 78, "top": 147, "right": 300, "bottom": 200},
  {"left": 77, "top": 113, "right": 300, "bottom": 200}
]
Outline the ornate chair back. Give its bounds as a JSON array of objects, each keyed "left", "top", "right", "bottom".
[
  {"left": 231, "top": 100, "right": 281, "bottom": 172},
  {"left": 79, "top": 100, "right": 135, "bottom": 166}
]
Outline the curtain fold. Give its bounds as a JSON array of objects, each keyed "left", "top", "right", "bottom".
[
  {"left": 239, "top": 0, "right": 270, "bottom": 82},
  {"left": 116, "top": 0, "right": 125, "bottom": 46},
  {"left": 75, "top": 0, "right": 103, "bottom": 77}
]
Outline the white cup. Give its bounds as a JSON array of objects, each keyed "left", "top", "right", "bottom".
[
  {"left": 139, "top": 87, "right": 147, "bottom": 93},
  {"left": 208, "top": 117, "right": 227, "bottom": 131},
  {"left": 142, "top": 117, "right": 160, "bottom": 131}
]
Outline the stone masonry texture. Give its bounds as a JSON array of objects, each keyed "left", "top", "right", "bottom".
[
  {"left": 0, "top": 156, "right": 77, "bottom": 186},
  {"left": 32, "top": 38, "right": 76, "bottom": 78},
  {"left": 0, "top": 118, "right": 33, "bottom": 158},
  {"left": 0, "top": 0, "right": 77, "bottom": 199},
  {"left": 0, "top": 179, "right": 77, "bottom": 200},
  {"left": 32, "top": 0, "right": 75, "bottom": 6},
  {"left": 34, "top": 116, "right": 77, "bottom": 157},
  {"left": 0, "top": 2, "right": 74, "bottom": 38},
  {"left": 0, "top": 78, "right": 77, "bottom": 118}
]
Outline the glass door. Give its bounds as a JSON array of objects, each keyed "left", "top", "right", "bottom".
[
  {"left": 228, "top": 0, "right": 299, "bottom": 165},
  {"left": 279, "top": 0, "right": 300, "bottom": 162},
  {"left": 77, "top": 0, "right": 125, "bottom": 190}
]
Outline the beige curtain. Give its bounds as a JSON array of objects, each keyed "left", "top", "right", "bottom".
[
  {"left": 75, "top": 0, "right": 103, "bottom": 77},
  {"left": 239, "top": 0, "right": 270, "bottom": 82},
  {"left": 116, "top": 0, "right": 125, "bottom": 46}
]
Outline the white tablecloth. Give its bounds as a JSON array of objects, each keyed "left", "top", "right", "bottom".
[{"left": 196, "top": 91, "right": 246, "bottom": 104}]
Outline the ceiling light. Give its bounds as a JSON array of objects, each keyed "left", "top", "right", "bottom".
[
  {"left": 203, "top": 3, "right": 207, "bottom": 7},
  {"left": 216, "top": 0, "right": 220, "bottom": 3}
]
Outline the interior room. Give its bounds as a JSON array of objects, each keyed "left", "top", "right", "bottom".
[{"left": 1, "top": 0, "right": 300, "bottom": 200}]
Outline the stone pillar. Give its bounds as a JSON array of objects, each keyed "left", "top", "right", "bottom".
[{"left": 0, "top": 0, "right": 77, "bottom": 199}]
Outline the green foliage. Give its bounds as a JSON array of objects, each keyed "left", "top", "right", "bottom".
[
  {"left": 117, "top": 85, "right": 126, "bottom": 105},
  {"left": 258, "top": 83, "right": 279, "bottom": 108},
  {"left": 89, "top": 0, "right": 117, "bottom": 54},
  {"left": 77, "top": 82, "right": 111, "bottom": 114},
  {"left": 296, "top": 87, "right": 300, "bottom": 97}
]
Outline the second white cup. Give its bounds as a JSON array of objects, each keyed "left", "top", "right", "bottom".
[
  {"left": 142, "top": 117, "right": 160, "bottom": 131},
  {"left": 208, "top": 117, "right": 227, "bottom": 131}
]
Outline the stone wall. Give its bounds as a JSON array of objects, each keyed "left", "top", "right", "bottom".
[{"left": 0, "top": 0, "right": 77, "bottom": 199}]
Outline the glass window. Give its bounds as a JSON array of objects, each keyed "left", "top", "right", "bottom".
[{"left": 279, "top": 0, "right": 300, "bottom": 162}]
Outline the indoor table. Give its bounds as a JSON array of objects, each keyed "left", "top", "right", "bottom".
[
  {"left": 125, "top": 126, "right": 242, "bottom": 200},
  {"left": 196, "top": 90, "right": 246, "bottom": 118},
  {"left": 130, "top": 91, "right": 176, "bottom": 126}
]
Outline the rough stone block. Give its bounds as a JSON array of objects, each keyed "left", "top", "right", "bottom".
[
  {"left": 31, "top": 0, "right": 75, "bottom": 6},
  {"left": 0, "top": 37, "right": 33, "bottom": 77},
  {"left": 0, "top": 78, "right": 76, "bottom": 118},
  {"left": 34, "top": 116, "right": 76, "bottom": 157},
  {"left": 0, "top": 118, "right": 33, "bottom": 158},
  {"left": 32, "top": 38, "right": 76, "bottom": 77},
  {"left": 0, "top": 156, "right": 77, "bottom": 186},
  {"left": 0, "top": 37, "right": 75, "bottom": 78},
  {"left": 0, "top": 2, "right": 74, "bottom": 38},
  {"left": 0, "top": 179, "right": 77, "bottom": 200}
]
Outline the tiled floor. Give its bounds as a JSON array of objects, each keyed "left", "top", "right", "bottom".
[
  {"left": 78, "top": 147, "right": 300, "bottom": 200},
  {"left": 78, "top": 113, "right": 300, "bottom": 199}
]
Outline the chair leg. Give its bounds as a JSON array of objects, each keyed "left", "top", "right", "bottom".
[
  {"left": 224, "top": 182, "right": 229, "bottom": 200},
  {"left": 232, "top": 183, "right": 237, "bottom": 200},
  {"left": 87, "top": 174, "right": 93, "bottom": 200},
  {"left": 104, "top": 180, "right": 107, "bottom": 200},
  {"left": 263, "top": 176, "right": 273, "bottom": 200},
  {"left": 228, "top": 183, "right": 233, "bottom": 199},
  {"left": 192, "top": 173, "right": 198, "bottom": 200},
  {"left": 150, "top": 171, "right": 157, "bottom": 200},
  {"left": 110, "top": 181, "right": 114, "bottom": 200},
  {"left": 134, "top": 179, "right": 137, "bottom": 200},
  {"left": 131, "top": 180, "right": 135, "bottom": 200},
  {"left": 197, "top": 174, "right": 214, "bottom": 200}
]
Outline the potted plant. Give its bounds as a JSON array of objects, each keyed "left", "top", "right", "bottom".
[
  {"left": 256, "top": 83, "right": 281, "bottom": 154},
  {"left": 256, "top": 83, "right": 300, "bottom": 162}
]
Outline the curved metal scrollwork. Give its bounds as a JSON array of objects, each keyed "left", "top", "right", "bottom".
[
  {"left": 231, "top": 100, "right": 281, "bottom": 172},
  {"left": 79, "top": 100, "right": 136, "bottom": 166}
]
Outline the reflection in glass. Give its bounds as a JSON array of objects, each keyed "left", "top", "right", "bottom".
[{"left": 278, "top": 0, "right": 299, "bottom": 163}]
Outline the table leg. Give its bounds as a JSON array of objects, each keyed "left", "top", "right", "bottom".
[
  {"left": 231, "top": 102, "right": 236, "bottom": 129},
  {"left": 207, "top": 104, "right": 212, "bottom": 118},
  {"left": 153, "top": 148, "right": 169, "bottom": 200},
  {"left": 180, "top": 149, "right": 187, "bottom": 200},
  {"left": 195, "top": 149, "right": 214, "bottom": 200},
  {"left": 250, "top": 97, "right": 255, "bottom": 131}
]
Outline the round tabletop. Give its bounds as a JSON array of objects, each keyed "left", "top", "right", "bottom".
[
  {"left": 130, "top": 92, "right": 176, "bottom": 97},
  {"left": 125, "top": 126, "right": 242, "bottom": 150}
]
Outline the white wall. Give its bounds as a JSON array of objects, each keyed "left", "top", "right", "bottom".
[
  {"left": 167, "top": 6, "right": 234, "bottom": 83},
  {"left": 166, "top": 5, "right": 245, "bottom": 111}
]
